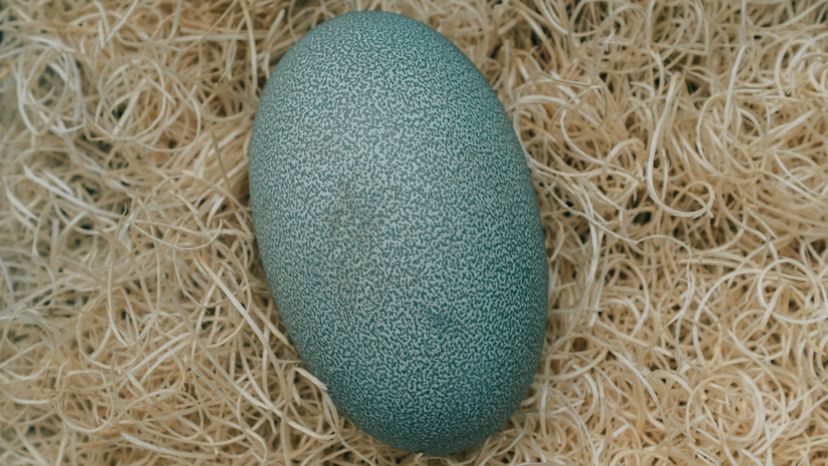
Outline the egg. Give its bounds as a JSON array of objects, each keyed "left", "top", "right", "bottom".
[{"left": 249, "top": 11, "right": 548, "bottom": 455}]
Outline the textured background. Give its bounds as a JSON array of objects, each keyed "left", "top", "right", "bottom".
[{"left": 2, "top": 1, "right": 828, "bottom": 464}]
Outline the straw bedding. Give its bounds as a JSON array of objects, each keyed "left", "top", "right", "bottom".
[{"left": 2, "top": 1, "right": 828, "bottom": 464}]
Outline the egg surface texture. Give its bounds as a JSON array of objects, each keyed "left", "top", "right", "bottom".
[{"left": 249, "top": 11, "right": 548, "bottom": 455}]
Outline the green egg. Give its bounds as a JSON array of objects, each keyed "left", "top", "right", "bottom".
[{"left": 249, "top": 11, "right": 548, "bottom": 455}]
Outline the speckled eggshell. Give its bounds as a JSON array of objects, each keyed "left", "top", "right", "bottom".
[{"left": 249, "top": 11, "right": 548, "bottom": 455}]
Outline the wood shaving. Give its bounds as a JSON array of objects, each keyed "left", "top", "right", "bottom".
[{"left": 1, "top": 1, "right": 828, "bottom": 464}]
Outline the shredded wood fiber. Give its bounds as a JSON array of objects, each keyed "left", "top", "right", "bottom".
[{"left": 2, "top": 1, "right": 828, "bottom": 464}]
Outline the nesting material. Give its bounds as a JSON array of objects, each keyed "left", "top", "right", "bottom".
[{"left": 1, "top": 1, "right": 828, "bottom": 464}]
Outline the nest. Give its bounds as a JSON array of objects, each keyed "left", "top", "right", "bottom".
[{"left": 2, "top": 1, "right": 828, "bottom": 464}]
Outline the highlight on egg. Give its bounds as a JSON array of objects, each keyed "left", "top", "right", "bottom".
[{"left": 249, "top": 11, "right": 548, "bottom": 455}]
